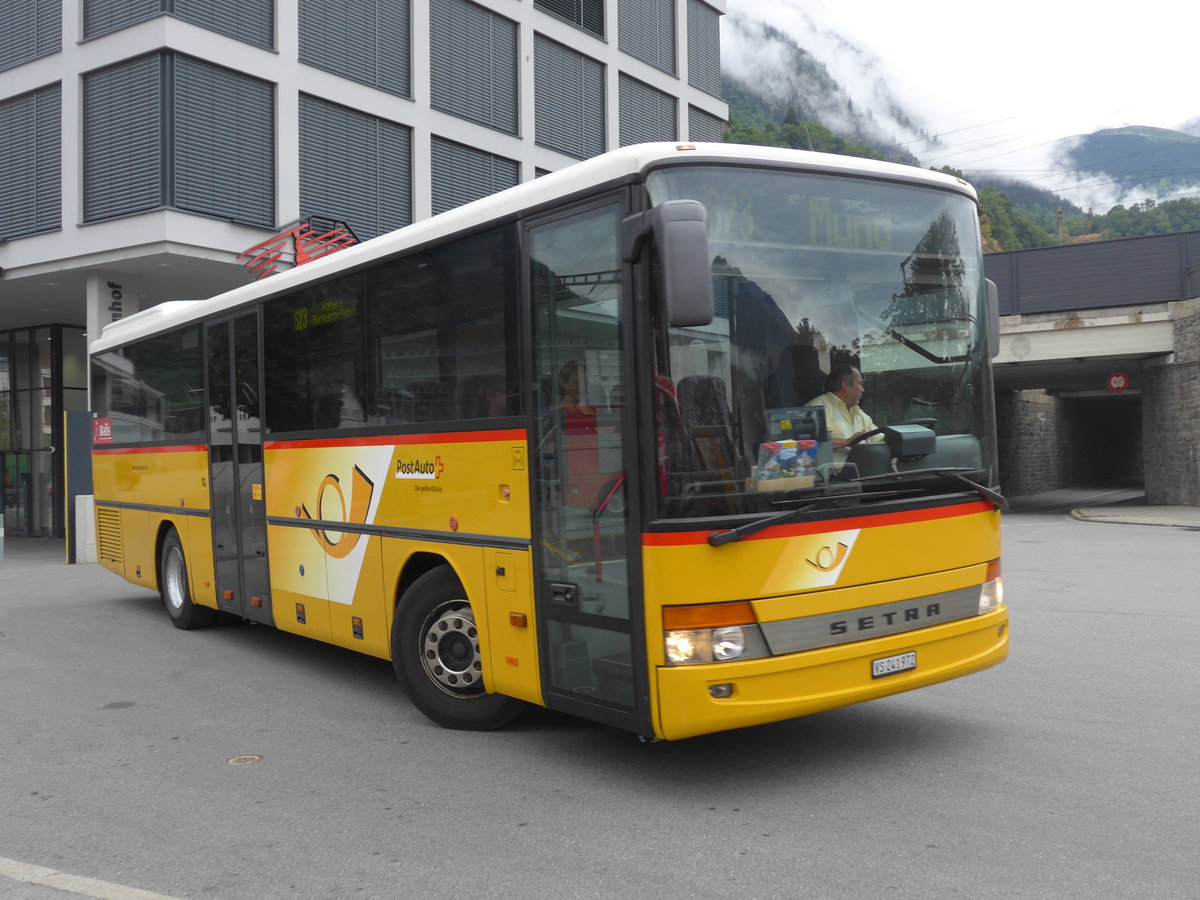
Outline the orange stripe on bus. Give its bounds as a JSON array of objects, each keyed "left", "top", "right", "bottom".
[
  {"left": 641, "top": 500, "right": 993, "bottom": 547},
  {"left": 263, "top": 430, "right": 527, "bottom": 450},
  {"left": 92, "top": 445, "right": 207, "bottom": 455}
]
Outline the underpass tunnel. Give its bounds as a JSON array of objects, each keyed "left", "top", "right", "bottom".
[
  {"left": 1059, "top": 394, "right": 1143, "bottom": 487},
  {"left": 995, "top": 384, "right": 1145, "bottom": 499}
]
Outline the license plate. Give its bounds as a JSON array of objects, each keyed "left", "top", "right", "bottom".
[{"left": 872, "top": 651, "right": 916, "bottom": 678}]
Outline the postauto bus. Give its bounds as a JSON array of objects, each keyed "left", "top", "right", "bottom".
[{"left": 90, "top": 143, "right": 1007, "bottom": 740}]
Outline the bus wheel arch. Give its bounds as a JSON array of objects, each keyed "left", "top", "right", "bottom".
[
  {"left": 390, "top": 564, "right": 522, "bottom": 730},
  {"left": 157, "top": 524, "right": 216, "bottom": 630}
]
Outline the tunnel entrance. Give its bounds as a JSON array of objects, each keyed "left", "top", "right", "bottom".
[{"left": 1060, "top": 393, "right": 1143, "bottom": 487}]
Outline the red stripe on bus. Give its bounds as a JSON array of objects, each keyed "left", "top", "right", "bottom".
[
  {"left": 641, "top": 500, "right": 994, "bottom": 546},
  {"left": 263, "top": 430, "right": 527, "bottom": 450},
  {"left": 92, "top": 445, "right": 207, "bottom": 455}
]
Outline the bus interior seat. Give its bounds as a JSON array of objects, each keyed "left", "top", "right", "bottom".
[
  {"left": 655, "top": 375, "right": 698, "bottom": 491},
  {"left": 456, "top": 373, "right": 507, "bottom": 418},
  {"left": 313, "top": 391, "right": 343, "bottom": 429},
  {"left": 408, "top": 380, "right": 452, "bottom": 422},
  {"left": 766, "top": 344, "right": 826, "bottom": 409},
  {"left": 677, "top": 375, "right": 739, "bottom": 472}
]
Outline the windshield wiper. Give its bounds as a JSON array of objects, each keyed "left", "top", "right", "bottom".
[
  {"left": 852, "top": 467, "right": 1008, "bottom": 511},
  {"left": 707, "top": 490, "right": 913, "bottom": 546}
]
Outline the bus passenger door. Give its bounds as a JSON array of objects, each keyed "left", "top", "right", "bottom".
[
  {"left": 207, "top": 313, "right": 272, "bottom": 624},
  {"left": 527, "top": 198, "right": 649, "bottom": 735}
]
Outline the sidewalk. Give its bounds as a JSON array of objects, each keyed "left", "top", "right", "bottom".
[
  {"left": 1070, "top": 505, "right": 1200, "bottom": 528},
  {"left": 1006, "top": 483, "right": 1200, "bottom": 529}
]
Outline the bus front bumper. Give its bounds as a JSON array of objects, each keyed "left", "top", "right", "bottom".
[{"left": 654, "top": 607, "right": 1008, "bottom": 740}]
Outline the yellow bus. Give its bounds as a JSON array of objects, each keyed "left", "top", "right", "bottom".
[{"left": 90, "top": 143, "right": 1007, "bottom": 740}]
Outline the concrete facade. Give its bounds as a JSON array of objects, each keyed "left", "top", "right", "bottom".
[{"left": 988, "top": 233, "right": 1200, "bottom": 506}]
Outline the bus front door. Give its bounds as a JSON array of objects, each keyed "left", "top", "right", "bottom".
[
  {"left": 528, "top": 199, "right": 650, "bottom": 735},
  {"left": 207, "top": 313, "right": 271, "bottom": 624}
]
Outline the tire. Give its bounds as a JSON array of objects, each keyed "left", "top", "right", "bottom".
[
  {"left": 391, "top": 566, "right": 522, "bottom": 730},
  {"left": 159, "top": 528, "right": 216, "bottom": 630}
]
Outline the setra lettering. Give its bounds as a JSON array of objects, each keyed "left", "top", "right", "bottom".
[{"left": 829, "top": 602, "right": 944, "bottom": 636}]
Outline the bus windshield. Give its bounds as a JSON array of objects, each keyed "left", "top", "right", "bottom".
[{"left": 646, "top": 164, "right": 995, "bottom": 520}]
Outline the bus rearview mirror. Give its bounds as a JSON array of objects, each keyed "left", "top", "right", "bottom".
[
  {"left": 622, "top": 200, "right": 714, "bottom": 327},
  {"left": 985, "top": 278, "right": 1000, "bottom": 359}
]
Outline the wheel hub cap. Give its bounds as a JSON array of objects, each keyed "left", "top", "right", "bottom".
[{"left": 421, "top": 603, "right": 483, "bottom": 694}]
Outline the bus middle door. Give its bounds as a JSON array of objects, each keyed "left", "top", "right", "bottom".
[{"left": 207, "top": 312, "right": 272, "bottom": 624}]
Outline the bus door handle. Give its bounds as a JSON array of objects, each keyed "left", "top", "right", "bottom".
[{"left": 551, "top": 583, "right": 579, "bottom": 608}]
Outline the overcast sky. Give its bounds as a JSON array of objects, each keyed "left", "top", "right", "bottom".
[{"left": 727, "top": 0, "right": 1198, "bottom": 207}]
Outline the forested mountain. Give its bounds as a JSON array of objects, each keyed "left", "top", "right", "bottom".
[
  {"left": 720, "top": 13, "right": 1200, "bottom": 251},
  {"left": 1057, "top": 127, "right": 1200, "bottom": 196}
]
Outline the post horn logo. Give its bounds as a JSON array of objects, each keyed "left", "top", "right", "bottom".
[
  {"left": 300, "top": 466, "right": 375, "bottom": 558},
  {"left": 807, "top": 542, "right": 851, "bottom": 573}
]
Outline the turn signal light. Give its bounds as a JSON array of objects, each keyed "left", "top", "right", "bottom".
[{"left": 663, "top": 601, "right": 756, "bottom": 630}]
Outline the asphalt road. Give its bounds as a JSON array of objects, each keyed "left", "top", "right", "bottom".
[{"left": 1, "top": 512, "right": 1196, "bottom": 899}]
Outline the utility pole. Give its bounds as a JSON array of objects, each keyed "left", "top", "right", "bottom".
[{"left": 1057, "top": 207, "right": 1064, "bottom": 245}]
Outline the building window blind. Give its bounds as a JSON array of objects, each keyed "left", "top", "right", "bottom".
[
  {"left": 618, "top": 74, "right": 676, "bottom": 146},
  {"left": 299, "top": 0, "right": 409, "bottom": 97},
  {"left": 299, "top": 95, "right": 413, "bottom": 241},
  {"left": 83, "top": 53, "right": 275, "bottom": 227},
  {"left": 83, "top": 54, "right": 164, "bottom": 222},
  {"left": 2, "top": 0, "right": 60, "bottom": 73},
  {"left": 534, "top": 0, "right": 603, "bottom": 40},
  {"left": 175, "top": 0, "right": 273, "bottom": 49},
  {"left": 618, "top": 0, "right": 675, "bottom": 75},
  {"left": 174, "top": 57, "right": 274, "bottom": 227},
  {"left": 83, "top": 0, "right": 160, "bottom": 39},
  {"left": 534, "top": 35, "right": 605, "bottom": 160},
  {"left": 687, "top": 105, "right": 723, "bottom": 142},
  {"left": 0, "top": 83, "right": 61, "bottom": 240},
  {"left": 430, "top": 137, "right": 518, "bottom": 215},
  {"left": 430, "top": 0, "right": 518, "bottom": 135},
  {"left": 686, "top": 0, "right": 721, "bottom": 97},
  {"left": 83, "top": 0, "right": 273, "bottom": 48}
]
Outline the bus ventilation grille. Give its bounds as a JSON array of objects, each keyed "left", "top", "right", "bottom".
[{"left": 96, "top": 508, "right": 124, "bottom": 566}]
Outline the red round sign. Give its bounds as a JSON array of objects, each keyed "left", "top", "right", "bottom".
[{"left": 1107, "top": 372, "right": 1130, "bottom": 393}]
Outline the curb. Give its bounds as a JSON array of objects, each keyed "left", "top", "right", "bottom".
[{"left": 1071, "top": 509, "right": 1200, "bottom": 529}]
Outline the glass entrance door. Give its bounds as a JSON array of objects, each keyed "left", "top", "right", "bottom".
[
  {"left": 207, "top": 313, "right": 271, "bottom": 623},
  {"left": 1, "top": 451, "right": 31, "bottom": 537},
  {"left": 528, "top": 199, "right": 647, "bottom": 729}
]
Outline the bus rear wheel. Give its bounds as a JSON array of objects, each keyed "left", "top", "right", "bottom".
[
  {"left": 159, "top": 528, "right": 216, "bottom": 630},
  {"left": 391, "top": 566, "right": 522, "bottom": 730}
]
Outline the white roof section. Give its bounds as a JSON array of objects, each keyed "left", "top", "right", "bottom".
[{"left": 91, "top": 142, "right": 978, "bottom": 354}]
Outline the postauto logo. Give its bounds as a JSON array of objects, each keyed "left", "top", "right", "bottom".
[{"left": 394, "top": 456, "right": 444, "bottom": 480}]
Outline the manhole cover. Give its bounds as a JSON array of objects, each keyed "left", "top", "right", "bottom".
[{"left": 227, "top": 755, "right": 263, "bottom": 766}]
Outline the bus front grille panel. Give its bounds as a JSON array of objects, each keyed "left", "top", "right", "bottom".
[
  {"left": 96, "top": 508, "right": 124, "bottom": 566},
  {"left": 758, "top": 586, "right": 981, "bottom": 656}
]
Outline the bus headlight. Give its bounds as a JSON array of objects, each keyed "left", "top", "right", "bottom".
[
  {"left": 712, "top": 626, "right": 746, "bottom": 661},
  {"left": 665, "top": 630, "right": 707, "bottom": 665},
  {"left": 663, "top": 602, "right": 768, "bottom": 666},
  {"left": 979, "top": 560, "right": 1003, "bottom": 614},
  {"left": 665, "top": 628, "right": 751, "bottom": 665}
]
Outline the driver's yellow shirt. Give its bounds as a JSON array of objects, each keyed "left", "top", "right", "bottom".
[{"left": 805, "top": 391, "right": 882, "bottom": 463}]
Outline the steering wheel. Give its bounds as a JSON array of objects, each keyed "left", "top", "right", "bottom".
[{"left": 846, "top": 427, "right": 885, "bottom": 446}]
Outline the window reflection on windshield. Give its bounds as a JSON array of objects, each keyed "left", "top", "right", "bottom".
[{"left": 646, "top": 166, "right": 995, "bottom": 520}]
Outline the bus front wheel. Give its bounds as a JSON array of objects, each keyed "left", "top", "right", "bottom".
[
  {"left": 159, "top": 528, "right": 216, "bottom": 630},
  {"left": 391, "top": 566, "right": 522, "bottom": 730}
]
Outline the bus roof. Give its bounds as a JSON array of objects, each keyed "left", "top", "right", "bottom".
[{"left": 90, "top": 142, "right": 977, "bottom": 354}]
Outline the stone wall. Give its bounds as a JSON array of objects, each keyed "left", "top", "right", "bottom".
[
  {"left": 1142, "top": 299, "right": 1200, "bottom": 505},
  {"left": 995, "top": 389, "right": 1063, "bottom": 497}
]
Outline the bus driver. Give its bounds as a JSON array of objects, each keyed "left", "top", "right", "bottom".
[{"left": 807, "top": 364, "right": 884, "bottom": 464}]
